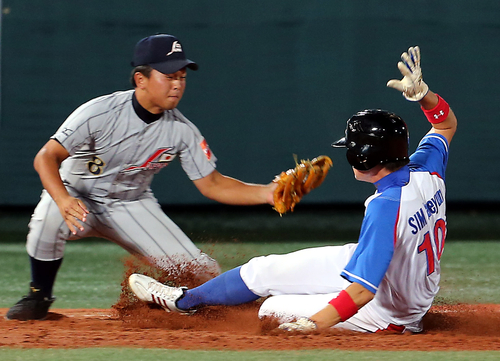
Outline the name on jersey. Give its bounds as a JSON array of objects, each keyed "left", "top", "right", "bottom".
[{"left": 408, "top": 189, "right": 444, "bottom": 234}]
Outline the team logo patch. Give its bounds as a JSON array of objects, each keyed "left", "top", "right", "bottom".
[
  {"left": 166, "top": 41, "right": 183, "bottom": 56},
  {"left": 200, "top": 139, "right": 212, "bottom": 161},
  {"left": 88, "top": 156, "right": 105, "bottom": 175},
  {"left": 124, "top": 148, "right": 176, "bottom": 172}
]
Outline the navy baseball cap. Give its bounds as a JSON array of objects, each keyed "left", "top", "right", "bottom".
[{"left": 131, "top": 34, "right": 198, "bottom": 74}]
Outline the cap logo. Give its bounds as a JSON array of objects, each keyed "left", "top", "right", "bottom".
[{"left": 166, "top": 41, "right": 183, "bottom": 56}]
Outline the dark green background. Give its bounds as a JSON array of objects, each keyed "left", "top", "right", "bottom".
[{"left": 1, "top": 1, "right": 498, "bottom": 206}]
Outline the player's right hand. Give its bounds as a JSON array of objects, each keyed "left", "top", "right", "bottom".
[{"left": 56, "top": 196, "right": 89, "bottom": 235}]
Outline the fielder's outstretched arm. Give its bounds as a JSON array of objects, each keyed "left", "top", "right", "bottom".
[{"left": 193, "top": 169, "right": 277, "bottom": 206}]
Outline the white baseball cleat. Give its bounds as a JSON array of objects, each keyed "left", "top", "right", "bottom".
[{"left": 128, "top": 273, "right": 194, "bottom": 314}]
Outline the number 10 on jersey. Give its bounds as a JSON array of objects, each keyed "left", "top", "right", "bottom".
[{"left": 418, "top": 219, "right": 446, "bottom": 275}]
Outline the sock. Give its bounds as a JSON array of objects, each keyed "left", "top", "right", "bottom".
[
  {"left": 30, "top": 256, "right": 63, "bottom": 298},
  {"left": 177, "top": 266, "right": 260, "bottom": 310}
]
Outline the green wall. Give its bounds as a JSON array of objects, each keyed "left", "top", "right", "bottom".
[{"left": 1, "top": 1, "right": 498, "bottom": 205}]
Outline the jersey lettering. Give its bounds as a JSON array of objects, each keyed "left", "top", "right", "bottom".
[
  {"left": 408, "top": 189, "right": 444, "bottom": 234},
  {"left": 424, "top": 189, "right": 444, "bottom": 217},
  {"left": 409, "top": 208, "right": 427, "bottom": 234}
]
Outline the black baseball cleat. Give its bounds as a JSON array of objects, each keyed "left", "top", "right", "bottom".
[{"left": 5, "top": 284, "right": 55, "bottom": 321}]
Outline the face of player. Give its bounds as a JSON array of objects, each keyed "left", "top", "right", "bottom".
[
  {"left": 352, "top": 168, "right": 372, "bottom": 183},
  {"left": 135, "top": 68, "right": 187, "bottom": 113}
]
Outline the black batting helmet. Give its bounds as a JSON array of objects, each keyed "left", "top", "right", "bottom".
[{"left": 331, "top": 109, "right": 409, "bottom": 171}]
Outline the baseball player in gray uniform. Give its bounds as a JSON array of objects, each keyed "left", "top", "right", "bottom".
[{"left": 6, "top": 34, "right": 276, "bottom": 321}]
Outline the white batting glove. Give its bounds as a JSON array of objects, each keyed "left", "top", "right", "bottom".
[
  {"left": 387, "top": 46, "right": 429, "bottom": 101},
  {"left": 278, "top": 317, "right": 318, "bottom": 332}
]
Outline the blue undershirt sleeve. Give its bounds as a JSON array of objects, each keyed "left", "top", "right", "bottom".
[{"left": 410, "top": 134, "right": 449, "bottom": 179}]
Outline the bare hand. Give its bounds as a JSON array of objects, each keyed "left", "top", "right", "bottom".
[
  {"left": 267, "top": 181, "right": 279, "bottom": 205},
  {"left": 56, "top": 196, "right": 89, "bottom": 235}
]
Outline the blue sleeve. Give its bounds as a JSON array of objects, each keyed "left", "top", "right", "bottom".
[
  {"left": 341, "top": 190, "right": 400, "bottom": 294},
  {"left": 409, "top": 133, "right": 449, "bottom": 180}
]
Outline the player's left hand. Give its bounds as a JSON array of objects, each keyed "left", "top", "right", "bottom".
[
  {"left": 266, "top": 181, "right": 279, "bottom": 205},
  {"left": 387, "top": 46, "right": 429, "bottom": 101},
  {"left": 278, "top": 317, "right": 318, "bottom": 332},
  {"left": 273, "top": 155, "right": 333, "bottom": 215}
]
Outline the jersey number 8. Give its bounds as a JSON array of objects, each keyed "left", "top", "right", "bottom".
[{"left": 88, "top": 156, "right": 106, "bottom": 175}]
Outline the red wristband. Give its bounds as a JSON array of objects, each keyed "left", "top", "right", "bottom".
[
  {"left": 329, "top": 290, "right": 358, "bottom": 322},
  {"left": 422, "top": 94, "right": 450, "bottom": 124}
]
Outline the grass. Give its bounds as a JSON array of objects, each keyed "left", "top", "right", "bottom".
[
  {"left": 437, "top": 240, "right": 500, "bottom": 303},
  {"left": 0, "top": 349, "right": 500, "bottom": 361},
  {"left": 1, "top": 240, "right": 500, "bottom": 308}
]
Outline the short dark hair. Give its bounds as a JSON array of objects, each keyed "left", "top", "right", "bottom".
[
  {"left": 384, "top": 159, "right": 410, "bottom": 172},
  {"left": 130, "top": 65, "right": 153, "bottom": 87}
]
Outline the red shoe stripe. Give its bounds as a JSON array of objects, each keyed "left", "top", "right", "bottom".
[{"left": 151, "top": 293, "right": 172, "bottom": 311}]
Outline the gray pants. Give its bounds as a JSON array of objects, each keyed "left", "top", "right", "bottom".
[{"left": 26, "top": 189, "right": 219, "bottom": 274}]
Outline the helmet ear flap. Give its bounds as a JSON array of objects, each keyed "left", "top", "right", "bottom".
[
  {"left": 346, "top": 149, "right": 370, "bottom": 170},
  {"left": 346, "top": 144, "right": 379, "bottom": 170}
]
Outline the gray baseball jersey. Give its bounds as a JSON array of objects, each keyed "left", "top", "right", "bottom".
[{"left": 27, "top": 90, "right": 219, "bottom": 273}]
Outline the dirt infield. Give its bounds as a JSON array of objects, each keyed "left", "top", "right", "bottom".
[{"left": 1, "top": 303, "right": 500, "bottom": 351}]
